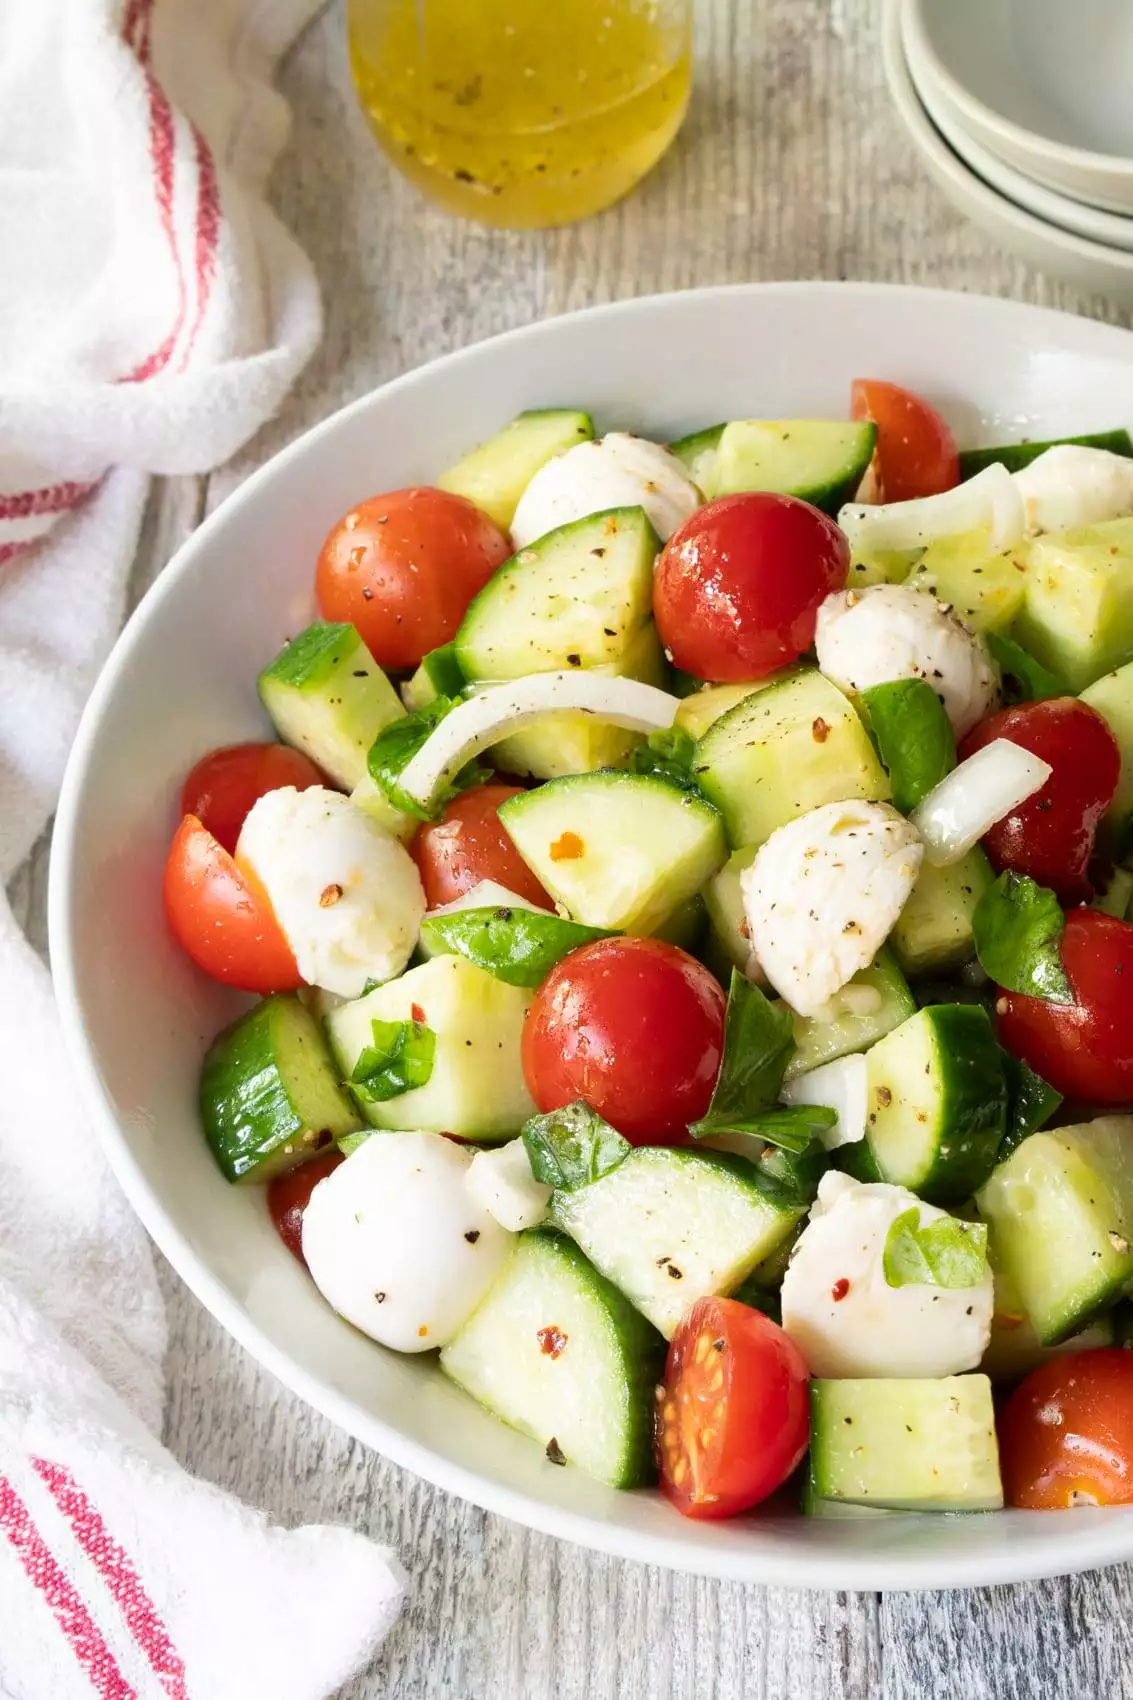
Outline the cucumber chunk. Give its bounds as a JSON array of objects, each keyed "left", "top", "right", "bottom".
[
  {"left": 499, "top": 771, "right": 726, "bottom": 935},
  {"left": 441, "top": 1229, "right": 664, "bottom": 1488},
  {"left": 200, "top": 995, "right": 361, "bottom": 1183},
  {"left": 800, "top": 1475, "right": 895, "bottom": 1519},
  {"left": 401, "top": 644, "right": 466, "bottom": 713},
  {"left": 258, "top": 622, "right": 404, "bottom": 790},
  {"left": 437, "top": 409, "right": 594, "bottom": 530},
  {"left": 890, "top": 847, "right": 993, "bottom": 977},
  {"left": 325, "top": 955, "right": 535, "bottom": 1139},
  {"left": 703, "top": 844, "right": 758, "bottom": 975},
  {"left": 551, "top": 1147, "right": 804, "bottom": 1337},
  {"left": 785, "top": 949, "right": 916, "bottom": 1080},
  {"left": 692, "top": 670, "right": 889, "bottom": 850},
  {"left": 1014, "top": 517, "right": 1133, "bottom": 691},
  {"left": 669, "top": 424, "right": 724, "bottom": 493},
  {"left": 959, "top": 429, "right": 1133, "bottom": 481},
  {"left": 1081, "top": 660, "right": 1133, "bottom": 857},
  {"left": 905, "top": 529, "right": 1027, "bottom": 635},
  {"left": 710, "top": 419, "right": 876, "bottom": 513},
  {"left": 976, "top": 1117, "right": 1133, "bottom": 1345},
  {"left": 851, "top": 1005, "right": 1006, "bottom": 1203},
  {"left": 808, "top": 1376, "right": 1003, "bottom": 1511},
  {"left": 981, "top": 1242, "right": 1115, "bottom": 1382}
]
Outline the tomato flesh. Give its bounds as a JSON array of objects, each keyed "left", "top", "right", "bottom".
[
  {"left": 961, "top": 697, "right": 1119, "bottom": 904},
  {"left": 411, "top": 782, "right": 552, "bottom": 910},
  {"left": 268, "top": 1148, "right": 344, "bottom": 1265},
  {"left": 163, "top": 814, "right": 302, "bottom": 994},
  {"left": 657, "top": 1297, "right": 810, "bottom": 1519},
  {"left": 316, "top": 486, "right": 511, "bottom": 671},
  {"left": 850, "top": 378, "right": 960, "bottom": 502},
  {"left": 180, "top": 742, "right": 324, "bottom": 856},
  {"left": 522, "top": 937, "right": 726, "bottom": 1143},
  {"left": 652, "top": 492, "right": 849, "bottom": 682},
  {"left": 999, "top": 1349, "right": 1133, "bottom": 1508}
]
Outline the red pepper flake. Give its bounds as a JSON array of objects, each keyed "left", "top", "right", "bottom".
[
  {"left": 537, "top": 1325, "right": 568, "bottom": 1359},
  {"left": 812, "top": 717, "right": 831, "bottom": 743},
  {"left": 549, "top": 831, "right": 585, "bottom": 862},
  {"left": 831, "top": 1278, "right": 850, "bottom": 1302},
  {"left": 319, "top": 883, "right": 343, "bottom": 908},
  {"left": 411, "top": 1003, "right": 426, "bottom": 1025}
]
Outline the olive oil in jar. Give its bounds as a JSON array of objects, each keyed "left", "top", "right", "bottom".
[{"left": 348, "top": 0, "right": 693, "bottom": 228}]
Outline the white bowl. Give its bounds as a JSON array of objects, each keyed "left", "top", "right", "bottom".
[
  {"left": 907, "top": 0, "right": 1133, "bottom": 215},
  {"left": 51, "top": 281, "right": 1133, "bottom": 1589},
  {"left": 885, "top": 0, "right": 1133, "bottom": 300}
]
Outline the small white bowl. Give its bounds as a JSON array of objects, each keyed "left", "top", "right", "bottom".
[
  {"left": 906, "top": 0, "right": 1133, "bottom": 216},
  {"left": 886, "top": 0, "right": 1133, "bottom": 300}
]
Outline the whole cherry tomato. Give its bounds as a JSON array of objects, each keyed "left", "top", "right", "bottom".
[
  {"left": 960, "top": 698, "right": 1120, "bottom": 904},
  {"left": 999, "top": 1349, "right": 1133, "bottom": 1508},
  {"left": 316, "top": 487, "right": 511, "bottom": 671},
  {"left": 656, "top": 1297, "right": 810, "bottom": 1519},
  {"left": 996, "top": 908, "right": 1133, "bottom": 1104},
  {"left": 180, "top": 742, "right": 324, "bottom": 856},
  {"left": 163, "top": 814, "right": 302, "bottom": 994},
  {"left": 412, "top": 783, "right": 552, "bottom": 910},
  {"left": 522, "top": 936, "right": 726, "bottom": 1143},
  {"left": 268, "top": 1148, "right": 344, "bottom": 1265},
  {"left": 653, "top": 493, "right": 849, "bottom": 682},
  {"left": 850, "top": 378, "right": 960, "bottom": 502}
]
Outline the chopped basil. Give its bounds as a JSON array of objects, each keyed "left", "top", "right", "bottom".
[
  {"left": 628, "top": 726, "right": 700, "bottom": 792},
  {"left": 695, "top": 1104, "right": 834, "bottom": 1154},
  {"left": 973, "top": 871, "right": 1074, "bottom": 1004},
  {"left": 999, "top": 1053, "right": 1062, "bottom": 1160},
  {"left": 688, "top": 970, "right": 797, "bottom": 1145},
  {"left": 987, "top": 633, "right": 1067, "bottom": 705},
  {"left": 757, "top": 1137, "right": 831, "bottom": 1206},
  {"left": 883, "top": 1207, "right": 988, "bottom": 1289},
  {"left": 419, "top": 906, "right": 613, "bottom": 988},
  {"left": 367, "top": 697, "right": 489, "bottom": 821},
  {"left": 349, "top": 1017, "right": 436, "bottom": 1101},
  {"left": 521, "top": 1100, "right": 631, "bottom": 1191},
  {"left": 860, "top": 678, "right": 956, "bottom": 814}
]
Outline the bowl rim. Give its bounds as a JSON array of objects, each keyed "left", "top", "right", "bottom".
[{"left": 49, "top": 279, "right": 1133, "bottom": 1590}]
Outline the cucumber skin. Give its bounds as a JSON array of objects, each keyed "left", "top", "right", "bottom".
[
  {"left": 258, "top": 620, "right": 357, "bottom": 689},
  {"left": 958, "top": 429, "right": 1133, "bottom": 480}
]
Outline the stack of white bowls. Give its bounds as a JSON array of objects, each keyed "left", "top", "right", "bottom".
[{"left": 885, "top": 0, "right": 1133, "bottom": 298}]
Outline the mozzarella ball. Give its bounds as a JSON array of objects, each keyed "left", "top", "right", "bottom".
[
  {"left": 509, "top": 432, "right": 700, "bottom": 549},
  {"left": 780, "top": 1171, "right": 994, "bottom": 1378},
  {"left": 1015, "top": 444, "right": 1133, "bottom": 537},
  {"left": 465, "top": 1139, "right": 552, "bottom": 1232},
  {"left": 740, "top": 800, "right": 922, "bottom": 1018},
  {"left": 237, "top": 785, "right": 425, "bottom": 998},
  {"left": 815, "top": 583, "right": 998, "bottom": 739},
  {"left": 301, "top": 1132, "right": 515, "bottom": 1352}
]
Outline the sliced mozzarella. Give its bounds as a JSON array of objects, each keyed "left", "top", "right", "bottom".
[
  {"left": 837, "top": 462, "right": 1025, "bottom": 558},
  {"left": 397, "top": 673, "right": 679, "bottom": 810},
  {"left": 814, "top": 582, "right": 999, "bottom": 739},
  {"left": 911, "top": 738, "right": 1051, "bottom": 868},
  {"left": 510, "top": 432, "right": 700, "bottom": 549},
  {"left": 1014, "top": 444, "right": 1133, "bottom": 537},
  {"left": 426, "top": 879, "right": 552, "bottom": 918},
  {"left": 740, "top": 800, "right": 923, "bottom": 1019},
  {"left": 301, "top": 1132, "right": 515, "bottom": 1352},
  {"left": 780, "top": 1054, "right": 867, "bottom": 1149},
  {"left": 237, "top": 786, "right": 425, "bottom": 998},
  {"left": 780, "top": 1171, "right": 994, "bottom": 1378},
  {"left": 465, "top": 1139, "right": 552, "bottom": 1233}
]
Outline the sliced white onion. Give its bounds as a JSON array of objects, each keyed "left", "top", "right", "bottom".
[
  {"left": 838, "top": 462, "right": 1025, "bottom": 558},
  {"left": 426, "top": 879, "right": 553, "bottom": 917},
  {"left": 465, "top": 1139, "right": 552, "bottom": 1233},
  {"left": 398, "top": 672, "right": 679, "bottom": 809},
  {"left": 910, "top": 738, "right": 1051, "bottom": 868},
  {"left": 780, "top": 1054, "right": 868, "bottom": 1150}
]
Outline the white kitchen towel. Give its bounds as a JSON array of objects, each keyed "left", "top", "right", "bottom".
[{"left": 0, "top": 1, "right": 405, "bottom": 1696}]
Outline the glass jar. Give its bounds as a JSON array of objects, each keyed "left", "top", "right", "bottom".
[{"left": 348, "top": 0, "right": 694, "bottom": 229}]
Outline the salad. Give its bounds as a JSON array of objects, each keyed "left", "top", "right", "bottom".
[{"left": 164, "top": 379, "right": 1133, "bottom": 1521}]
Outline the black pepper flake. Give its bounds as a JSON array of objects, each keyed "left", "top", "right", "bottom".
[
  {"left": 713, "top": 1337, "right": 725, "bottom": 1352},
  {"left": 545, "top": 1437, "right": 567, "bottom": 1466},
  {"left": 566, "top": 653, "right": 582, "bottom": 666},
  {"left": 464, "top": 1230, "right": 481, "bottom": 1245},
  {"left": 362, "top": 587, "right": 374, "bottom": 600},
  {"left": 375, "top": 1292, "right": 387, "bottom": 1303}
]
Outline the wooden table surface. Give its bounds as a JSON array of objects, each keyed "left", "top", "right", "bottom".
[{"left": 25, "top": 0, "right": 1133, "bottom": 1693}]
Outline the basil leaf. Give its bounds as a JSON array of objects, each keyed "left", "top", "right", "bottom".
[
  {"left": 999, "top": 1052, "right": 1062, "bottom": 1160},
  {"left": 419, "top": 906, "right": 614, "bottom": 988},
  {"left": 860, "top": 678, "right": 956, "bottom": 814},
  {"left": 522, "top": 1100, "right": 631, "bottom": 1192},
  {"left": 757, "top": 1137, "right": 831, "bottom": 1206},
  {"left": 973, "top": 871, "right": 1074, "bottom": 1004},
  {"left": 367, "top": 697, "right": 490, "bottom": 821},
  {"left": 349, "top": 1017, "right": 436, "bottom": 1102},
  {"left": 628, "top": 726, "right": 700, "bottom": 792},
  {"left": 987, "top": 633, "right": 1067, "bottom": 705},
  {"left": 689, "top": 970, "right": 796, "bottom": 1145},
  {"left": 883, "top": 1207, "right": 988, "bottom": 1289},
  {"left": 730, "top": 1274, "right": 782, "bottom": 1325},
  {"left": 694, "top": 1105, "right": 834, "bottom": 1154}
]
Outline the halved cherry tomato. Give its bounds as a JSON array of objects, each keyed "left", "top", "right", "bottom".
[
  {"left": 522, "top": 937, "right": 726, "bottom": 1143},
  {"left": 653, "top": 492, "right": 849, "bottom": 682},
  {"left": 411, "top": 782, "right": 552, "bottom": 910},
  {"left": 850, "top": 378, "right": 960, "bottom": 502},
  {"left": 316, "top": 487, "right": 512, "bottom": 671},
  {"left": 996, "top": 908, "right": 1133, "bottom": 1104},
  {"left": 657, "top": 1296, "right": 810, "bottom": 1519},
  {"left": 268, "top": 1148, "right": 344, "bottom": 1265},
  {"left": 180, "top": 742, "right": 324, "bottom": 856},
  {"left": 999, "top": 1349, "right": 1133, "bottom": 1508},
  {"left": 960, "top": 698, "right": 1120, "bottom": 904},
  {"left": 163, "top": 814, "right": 302, "bottom": 993}
]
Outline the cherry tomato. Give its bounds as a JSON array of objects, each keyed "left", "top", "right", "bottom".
[
  {"left": 522, "top": 937, "right": 726, "bottom": 1143},
  {"left": 268, "top": 1148, "right": 344, "bottom": 1265},
  {"left": 999, "top": 1349, "right": 1133, "bottom": 1508},
  {"left": 653, "top": 493, "right": 849, "bottom": 682},
  {"left": 163, "top": 814, "right": 302, "bottom": 994},
  {"left": 411, "top": 783, "right": 552, "bottom": 910},
  {"left": 960, "top": 698, "right": 1120, "bottom": 904},
  {"left": 180, "top": 742, "right": 324, "bottom": 856},
  {"left": 850, "top": 378, "right": 960, "bottom": 502},
  {"left": 656, "top": 1297, "right": 810, "bottom": 1519},
  {"left": 316, "top": 487, "right": 511, "bottom": 671}
]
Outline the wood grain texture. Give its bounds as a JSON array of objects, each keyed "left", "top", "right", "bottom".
[{"left": 14, "top": 0, "right": 1133, "bottom": 1694}]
